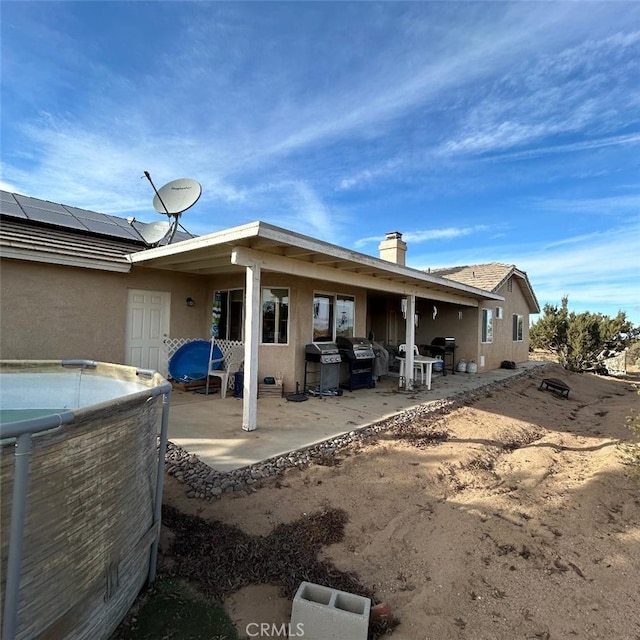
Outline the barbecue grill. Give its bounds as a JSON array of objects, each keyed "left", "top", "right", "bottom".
[
  {"left": 336, "top": 336, "right": 376, "bottom": 390},
  {"left": 428, "top": 336, "right": 456, "bottom": 375},
  {"left": 304, "top": 343, "right": 342, "bottom": 394}
]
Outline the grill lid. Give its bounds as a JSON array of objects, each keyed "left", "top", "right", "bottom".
[
  {"left": 305, "top": 342, "right": 341, "bottom": 363},
  {"left": 336, "top": 336, "right": 375, "bottom": 359}
]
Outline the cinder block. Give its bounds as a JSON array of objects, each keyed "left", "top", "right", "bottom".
[{"left": 289, "top": 581, "right": 371, "bottom": 639}]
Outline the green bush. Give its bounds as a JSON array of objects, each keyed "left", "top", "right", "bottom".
[
  {"left": 627, "top": 340, "right": 640, "bottom": 366},
  {"left": 530, "top": 296, "right": 639, "bottom": 372}
]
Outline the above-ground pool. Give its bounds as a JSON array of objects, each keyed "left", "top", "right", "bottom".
[{"left": 0, "top": 360, "right": 172, "bottom": 640}]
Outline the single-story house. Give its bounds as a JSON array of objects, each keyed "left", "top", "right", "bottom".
[{"left": 0, "top": 190, "right": 539, "bottom": 430}]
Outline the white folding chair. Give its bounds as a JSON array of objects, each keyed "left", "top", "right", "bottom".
[
  {"left": 398, "top": 344, "right": 425, "bottom": 384},
  {"left": 205, "top": 340, "right": 244, "bottom": 398}
]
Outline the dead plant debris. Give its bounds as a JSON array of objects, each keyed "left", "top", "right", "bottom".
[{"left": 161, "top": 504, "right": 399, "bottom": 638}]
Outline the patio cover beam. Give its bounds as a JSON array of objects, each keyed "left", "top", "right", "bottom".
[{"left": 231, "top": 246, "right": 484, "bottom": 307}]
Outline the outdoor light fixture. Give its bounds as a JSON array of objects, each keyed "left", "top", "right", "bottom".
[
  {"left": 186, "top": 297, "right": 195, "bottom": 307},
  {"left": 401, "top": 298, "right": 407, "bottom": 319}
]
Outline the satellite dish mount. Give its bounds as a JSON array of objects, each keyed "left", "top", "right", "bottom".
[{"left": 142, "top": 171, "right": 202, "bottom": 244}]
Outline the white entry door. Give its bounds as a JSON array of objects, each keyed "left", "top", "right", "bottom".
[{"left": 125, "top": 289, "right": 171, "bottom": 376}]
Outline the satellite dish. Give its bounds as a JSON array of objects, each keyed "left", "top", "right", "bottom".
[
  {"left": 142, "top": 172, "right": 202, "bottom": 244},
  {"left": 152, "top": 178, "right": 202, "bottom": 216},
  {"left": 135, "top": 220, "right": 172, "bottom": 246}
]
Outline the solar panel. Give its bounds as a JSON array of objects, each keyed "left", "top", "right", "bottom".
[
  {"left": 14, "top": 194, "right": 69, "bottom": 213},
  {"left": 19, "top": 205, "right": 87, "bottom": 230},
  {"left": 0, "top": 200, "right": 27, "bottom": 218},
  {"left": 62, "top": 205, "right": 111, "bottom": 222},
  {"left": 0, "top": 189, "right": 196, "bottom": 245},
  {"left": 0, "top": 191, "right": 18, "bottom": 203},
  {"left": 0, "top": 190, "right": 142, "bottom": 242}
]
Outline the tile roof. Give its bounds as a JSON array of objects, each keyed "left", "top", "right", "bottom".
[
  {"left": 0, "top": 190, "right": 195, "bottom": 271},
  {"left": 0, "top": 191, "right": 146, "bottom": 271},
  {"left": 0, "top": 190, "right": 143, "bottom": 242},
  {"left": 431, "top": 263, "right": 540, "bottom": 313},
  {"left": 430, "top": 263, "right": 515, "bottom": 292}
]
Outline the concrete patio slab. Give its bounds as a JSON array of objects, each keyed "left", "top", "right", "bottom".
[{"left": 168, "top": 362, "right": 545, "bottom": 472}]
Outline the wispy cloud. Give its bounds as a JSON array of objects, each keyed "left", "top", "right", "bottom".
[
  {"left": 354, "top": 225, "right": 491, "bottom": 249},
  {"left": 2, "top": 2, "right": 639, "bottom": 323},
  {"left": 533, "top": 194, "right": 640, "bottom": 217},
  {"left": 436, "top": 29, "right": 640, "bottom": 159},
  {"left": 414, "top": 220, "right": 640, "bottom": 318},
  {"left": 478, "top": 133, "right": 640, "bottom": 163}
]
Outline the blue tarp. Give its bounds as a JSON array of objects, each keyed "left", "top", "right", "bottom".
[{"left": 168, "top": 340, "right": 223, "bottom": 383}]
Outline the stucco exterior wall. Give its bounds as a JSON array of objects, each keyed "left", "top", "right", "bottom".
[
  {"left": 0, "top": 259, "right": 210, "bottom": 362},
  {"left": 207, "top": 272, "right": 367, "bottom": 391},
  {"left": 414, "top": 301, "right": 478, "bottom": 367},
  {"left": 1, "top": 255, "right": 534, "bottom": 387},
  {"left": 477, "top": 277, "right": 531, "bottom": 371}
]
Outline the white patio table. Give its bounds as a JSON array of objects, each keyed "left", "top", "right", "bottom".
[{"left": 396, "top": 355, "right": 439, "bottom": 390}]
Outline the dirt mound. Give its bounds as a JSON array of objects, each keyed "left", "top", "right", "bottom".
[{"left": 163, "top": 364, "right": 640, "bottom": 639}]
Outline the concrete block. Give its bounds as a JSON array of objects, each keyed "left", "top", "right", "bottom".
[{"left": 289, "top": 581, "right": 371, "bottom": 639}]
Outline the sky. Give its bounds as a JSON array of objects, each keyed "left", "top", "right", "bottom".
[{"left": 1, "top": 1, "right": 639, "bottom": 325}]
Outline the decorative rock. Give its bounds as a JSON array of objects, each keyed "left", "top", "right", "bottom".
[{"left": 164, "top": 367, "right": 542, "bottom": 501}]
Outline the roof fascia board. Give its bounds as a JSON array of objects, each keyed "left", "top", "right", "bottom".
[
  {"left": 128, "top": 221, "right": 262, "bottom": 262},
  {"left": 231, "top": 245, "right": 497, "bottom": 306},
  {"left": 132, "top": 220, "right": 502, "bottom": 301},
  {"left": 0, "top": 247, "right": 132, "bottom": 273},
  {"left": 254, "top": 223, "right": 500, "bottom": 297}
]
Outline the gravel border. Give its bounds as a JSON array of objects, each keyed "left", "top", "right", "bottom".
[{"left": 165, "top": 365, "right": 547, "bottom": 500}]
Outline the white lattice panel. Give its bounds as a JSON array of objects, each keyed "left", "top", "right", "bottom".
[{"left": 163, "top": 337, "right": 202, "bottom": 359}]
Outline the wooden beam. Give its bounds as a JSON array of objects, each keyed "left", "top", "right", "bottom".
[{"left": 231, "top": 246, "right": 480, "bottom": 306}]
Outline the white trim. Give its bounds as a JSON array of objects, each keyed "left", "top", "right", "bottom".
[
  {"left": 231, "top": 245, "right": 493, "bottom": 306},
  {"left": 132, "top": 221, "right": 503, "bottom": 302}
]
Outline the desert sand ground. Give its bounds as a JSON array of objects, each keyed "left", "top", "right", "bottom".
[{"left": 162, "top": 363, "right": 640, "bottom": 640}]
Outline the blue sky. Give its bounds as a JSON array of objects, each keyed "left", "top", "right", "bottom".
[{"left": 2, "top": 2, "right": 639, "bottom": 324}]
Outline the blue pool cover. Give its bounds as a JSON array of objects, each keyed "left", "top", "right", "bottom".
[{"left": 168, "top": 340, "right": 223, "bottom": 383}]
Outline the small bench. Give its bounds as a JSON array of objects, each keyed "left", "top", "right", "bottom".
[{"left": 539, "top": 377, "right": 570, "bottom": 398}]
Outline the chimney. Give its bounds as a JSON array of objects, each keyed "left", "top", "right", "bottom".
[{"left": 378, "top": 231, "right": 407, "bottom": 266}]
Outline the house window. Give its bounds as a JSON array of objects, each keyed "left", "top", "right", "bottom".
[
  {"left": 261, "top": 288, "right": 289, "bottom": 344},
  {"left": 336, "top": 295, "right": 355, "bottom": 338},
  {"left": 313, "top": 293, "right": 355, "bottom": 342},
  {"left": 513, "top": 314, "right": 524, "bottom": 342},
  {"left": 212, "top": 289, "right": 244, "bottom": 341},
  {"left": 481, "top": 308, "right": 493, "bottom": 343}
]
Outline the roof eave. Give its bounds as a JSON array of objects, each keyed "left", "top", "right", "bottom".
[{"left": 129, "top": 220, "right": 503, "bottom": 301}]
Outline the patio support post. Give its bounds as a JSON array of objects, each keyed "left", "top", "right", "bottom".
[
  {"left": 404, "top": 294, "right": 416, "bottom": 391},
  {"left": 242, "top": 261, "right": 261, "bottom": 431}
]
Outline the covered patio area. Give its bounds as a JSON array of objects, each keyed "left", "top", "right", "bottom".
[{"left": 167, "top": 362, "right": 544, "bottom": 472}]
